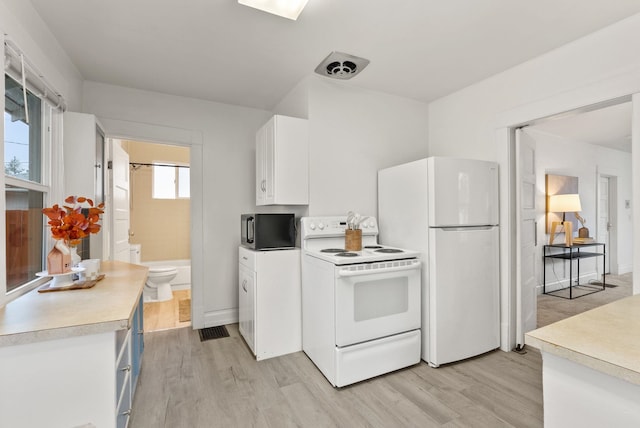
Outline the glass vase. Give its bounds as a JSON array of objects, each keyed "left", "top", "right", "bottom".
[{"left": 69, "top": 245, "right": 81, "bottom": 280}]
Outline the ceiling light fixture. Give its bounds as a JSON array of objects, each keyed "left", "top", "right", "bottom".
[{"left": 238, "top": 0, "right": 309, "bottom": 20}]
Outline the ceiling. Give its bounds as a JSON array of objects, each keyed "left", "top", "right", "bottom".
[
  {"left": 28, "top": 1, "right": 640, "bottom": 112},
  {"left": 531, "top": 102, "right": 632, "bottom": 152}
]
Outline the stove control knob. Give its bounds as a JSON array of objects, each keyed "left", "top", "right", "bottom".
[
  {"left": 309, "top": 222, "right": 316, "bottom": 230},
  {"left": 318, "top": 222, "right": 325, "bottom": 230},
  {"left": 368, "top": 220, "right": 375, "bottom": 228},
  {"left": 361, "top": 222, "right": 369, "bottom": 229}
]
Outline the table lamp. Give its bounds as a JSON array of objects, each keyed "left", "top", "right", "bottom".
[{"left": 548, "top": 193, "right": 582, "bottom": 246}]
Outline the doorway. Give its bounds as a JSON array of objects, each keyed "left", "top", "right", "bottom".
[
  {"left": 504, "top": 91, "right": 638, "bottom": 350},
  {"left": 518, "top": 103, "right": 631, "bottom": 343},
  {"left": 597, "top": 175, "right": 616, "bottom": 275},
  {"left": 101, "top": 118, "right": 204, "bottom": 330},
  {"left": 131, "top": 139, "right": 191, "bottom": 332}
]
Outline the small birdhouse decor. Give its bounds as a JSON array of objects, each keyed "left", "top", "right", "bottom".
[{"left": 46, "top": 240, "right": 72, "bottom": 274}]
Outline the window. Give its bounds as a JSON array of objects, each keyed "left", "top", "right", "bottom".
[
  {"left": 152, "top": 164, "right": 190, "bottom": 199},
  {"left": 4, "top": 74, "right": 47, "bottom": 293}
]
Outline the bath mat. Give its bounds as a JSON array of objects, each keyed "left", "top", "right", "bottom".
[
  {"left": 178, "top": 298, "right": 191, "bottom": 322},
  {"left": 199, "top": 325, "right": 229, "bottom": 342}
]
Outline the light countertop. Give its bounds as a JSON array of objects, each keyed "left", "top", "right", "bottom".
[
  {"left": 525, "top": 293, "right": 640, "bottom": 385},
  {"left": 0, "top": 261, "right": 147, "bottom": 347}
]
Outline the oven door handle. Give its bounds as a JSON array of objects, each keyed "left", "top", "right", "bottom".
[{"left": 338, "top": 260, "right": 421, "bottom": 277}]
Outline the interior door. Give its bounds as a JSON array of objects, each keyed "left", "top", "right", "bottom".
[
  {"left": 110, "top": 139, "right": 131, "bottom": 262},
  {"left": 516, "top": 128, "right": 537, "bottom": 348},
  {"left": 598, "top": 176, "right": 611, "bottom": 273}
]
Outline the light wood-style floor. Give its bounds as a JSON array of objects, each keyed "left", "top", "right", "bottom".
[
  {"left": 143, "top": 289, "right": 191, "bottom": 332},
  {"left": 537, "top": 272, "right": 632, "bottom": 327},
  {"left": 130, "top": 273, "right": 632, "bottom": 427},
  {"left": 130, "top": 324, "right": 543, "bottom": 428}
]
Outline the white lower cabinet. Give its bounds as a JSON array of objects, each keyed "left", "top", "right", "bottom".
[
  {"left": 238, "top": 262, "right": 256, "bottom": 354},
  {"left": 238, "top": 246, "right": 301, "bottom": 360},
  {"left": 0, "top": 296, "right": 144, "bottom": 428},
  {"left": 116, "top": 295, "right": 144, "bottom": 428},
  {"left": 115, "top": 328, "right": 133, "bottom": 428}
]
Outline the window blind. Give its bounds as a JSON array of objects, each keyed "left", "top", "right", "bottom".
[{"left": 4, "top": 38, "right": 66, "bottom": 111}]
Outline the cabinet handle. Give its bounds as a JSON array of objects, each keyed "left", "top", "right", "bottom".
[
  {"left": 242, "top": 279, "right": 247, "bottom": 292},
  {"left": 137, "top": 330, "right": 144, "bottom": 335},
  {"left": 120, "top": 364, "right": 131, "bottom": 372},
  {"left": 261, "top": 179, "right": 266, "bottom": 192}
]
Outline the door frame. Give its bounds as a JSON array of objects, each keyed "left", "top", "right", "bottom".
[
  {"left": 597, "top": 173, "right": 618, "bottom": 275},
  {"left": 495, "top": 68, "right": 640, "bottom": 352},
  {"left": 101, "top": 118, "right": 205, "bottom": 329}
]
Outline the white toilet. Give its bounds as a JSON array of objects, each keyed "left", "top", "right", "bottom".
[{"left": 130, "top": 244, "right": 177, "bottom": 302}]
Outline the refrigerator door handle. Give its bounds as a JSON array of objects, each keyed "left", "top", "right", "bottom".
[{"left": 438, "top": 226, "right": 496, "bottom": 231}]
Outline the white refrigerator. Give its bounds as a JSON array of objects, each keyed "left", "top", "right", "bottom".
[{"left": 378, "top": 157, "right": 500, "bottom": 367}]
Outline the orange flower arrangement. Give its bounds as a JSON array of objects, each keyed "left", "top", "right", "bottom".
[{"left": 42, "top": 196, "right": 105, "bottom": 246}]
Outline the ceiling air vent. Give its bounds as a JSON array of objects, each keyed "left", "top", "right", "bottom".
[{"left": 314, "top": 52, "right": 370, "bottom": 80}]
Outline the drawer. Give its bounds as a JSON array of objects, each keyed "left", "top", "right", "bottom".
[
  {"left": 115, "top": 328, "right": 128, "bottom": 359},
  {"left": 116, "top": 332, "right": 132, "bottom": 402},
  {"left": 239, "top": 246, "right": 256, "bottom": 270},
  {"left": 116, "top": 370, "right": 132, "bottom": 428}
]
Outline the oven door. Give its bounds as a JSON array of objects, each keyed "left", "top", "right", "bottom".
[{"left": 335, "top": 259, "right": 421, "bottom": 347}]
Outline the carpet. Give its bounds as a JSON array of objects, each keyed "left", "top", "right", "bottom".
[{"left": 178, "top": 298, "right": 191, "bottom": 322}]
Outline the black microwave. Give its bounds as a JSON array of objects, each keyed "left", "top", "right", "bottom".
[{"left": 241, "top": 213, "right": 296, "bottom": 250}]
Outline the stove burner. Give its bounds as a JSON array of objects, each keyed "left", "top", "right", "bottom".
[
  {"left": 321, "top": 248, "right": 346, "bottom": 253},
  {"left": 375, "top": 248, "right": 404, "bottom": 254},
  {"left": 335, "top": 252, "right": 359, "bottom": 257},
  {"left": 364, "top": 245, "right": 383, "bottom": 249}
]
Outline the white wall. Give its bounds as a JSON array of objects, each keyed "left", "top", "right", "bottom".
[
  {"left": 429, "top": 13, "right": 640, "bottom": 158},
  {"left": 0, "top": 0, "right": 83, "bottom": 304},
  {"left": 0, "top": 0, "right": 83, "bottom": 110},
  {"left": 527, "top": 128, "right": 632, "bottom": 290},
  {"left": 84, "top": 77, "right": 430, "bottom": 326},
  {"left": 83, "top": 81, "right": 270, "bottom": 327},
  {"left": 428, "top": 13, "right": 640, "bottom": 349},
  {"left": 277, "top": 76, "right": 430, "bottom": 217}
]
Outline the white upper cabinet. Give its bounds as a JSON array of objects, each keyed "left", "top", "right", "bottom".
[
  {"left": 63, "top": 111, "right": 105, "bottom": 201},
  {"left": 256, "top": 115, "right": 308, "bottom": 206}
]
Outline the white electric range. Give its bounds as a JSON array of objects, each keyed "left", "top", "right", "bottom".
[{"left": 300, "top": 216, "right": 422, "bottom": 387}]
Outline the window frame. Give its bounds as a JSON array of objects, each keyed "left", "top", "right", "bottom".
[
  {"left": 2, "top": 77, "right": 61, "bottom": 303},
  {"left": 152, "top": 162, "right": 190, "bottom": 200}
]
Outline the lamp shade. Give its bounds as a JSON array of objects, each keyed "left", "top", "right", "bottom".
[{"left": 548, "top": 193, "right": 582, "bottom": 213}]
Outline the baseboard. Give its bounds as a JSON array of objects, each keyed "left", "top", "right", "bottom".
[
  {"left": 202, "top": 308, "right": 238, "bottom": 328},
  {"left": 537, "top": 271, "right": 600, "bottom": 294},
  {"left": 617, "top": 264, "right": 633, "bottom": 275}
]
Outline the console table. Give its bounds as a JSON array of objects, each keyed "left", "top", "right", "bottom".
[{"left": 543, "top": 242, "right": 606, "bottom": 299}]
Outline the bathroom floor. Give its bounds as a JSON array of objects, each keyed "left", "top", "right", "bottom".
[{"left": 143, "top": 289, "right": 192, "bottom": 332}]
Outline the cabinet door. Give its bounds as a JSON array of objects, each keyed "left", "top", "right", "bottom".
[
  {"left": 255, "top": 115, "right": 308, "bottom": 206},
  {"left": 63, "top": 112, "right": 104, "bottom": 200},
  {"left": 131, "top": 295, "right": 144, "bottom": 393},
  {"left": 256, "top": 118, "right": 275, "bottom": 205},
  {"left": 263, "top": 118, "right": 275, "bottom": 203},
  {"left": 256, "top": 124, "right": 267, "bottom": 205},
  {"left": 238, "top": 264, "right": 256, "bottom": 354}
]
